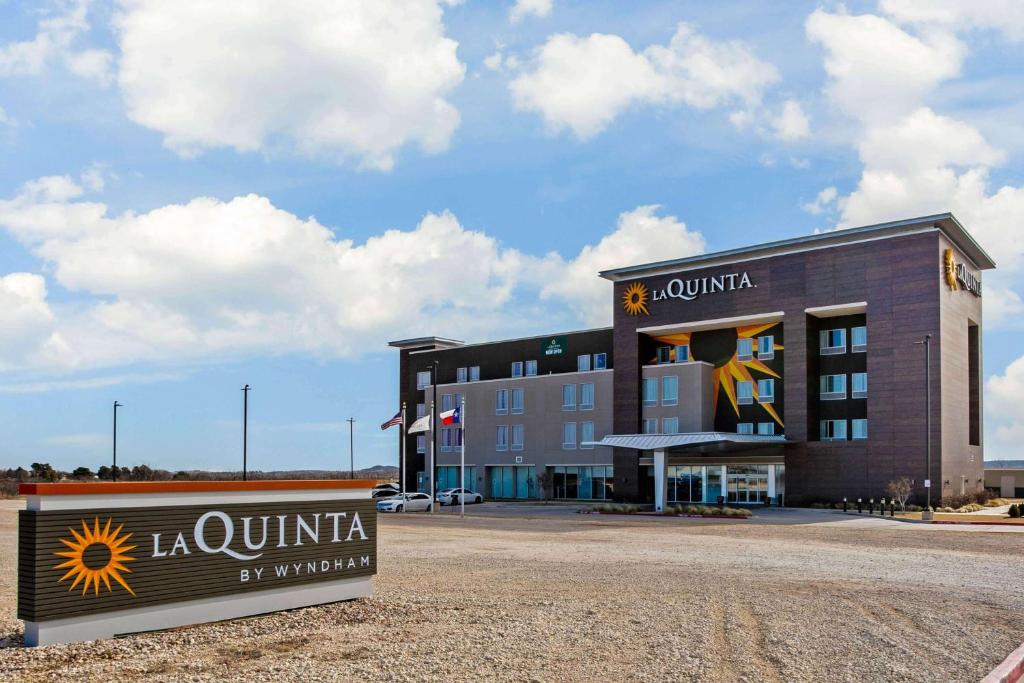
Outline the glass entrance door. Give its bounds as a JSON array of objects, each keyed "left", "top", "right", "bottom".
[{"left": 726, "top": 465, "right": 769, "bottom": 503}]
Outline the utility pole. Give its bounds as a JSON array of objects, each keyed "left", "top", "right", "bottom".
[
  {"left": 431, "top": 360, "right": 439, "bottom": 511},
  {"left": 242, "top": 384, "right": 251, "bottom": 481},
  {"left": 346, "top": 417, "right": 356, "bottom": 479},
  {"left": 112, "top": 401, "right": 122, "bottom": 481}
]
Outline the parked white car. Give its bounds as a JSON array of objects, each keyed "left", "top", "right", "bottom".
[
  {"left": 376, "top": 492, "right": 432, "bottom": 513},
  {"left": 436, "top": 488, "right": 484, "bottom": 506},
  {"left": 371, "top": 483, "right": 400, "bottom": 498}
]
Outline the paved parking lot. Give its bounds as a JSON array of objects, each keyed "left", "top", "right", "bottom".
[{"left": 2, "top": 498, "right": 1023, "bottom": 681}]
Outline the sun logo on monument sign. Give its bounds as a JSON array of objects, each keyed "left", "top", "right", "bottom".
[
  {"left": 54, "top": 517, "right": 137, "bottom": 597},
  {"left": 622, "top": 282, "right": 650, "bottom": 316},
  {"left": 943, "top": 248, "right": 958, "bottom": 291}
]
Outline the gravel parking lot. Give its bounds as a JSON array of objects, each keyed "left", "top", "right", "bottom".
[{"left": 2, "top": 499, "right": 1023, "bottom": 682}]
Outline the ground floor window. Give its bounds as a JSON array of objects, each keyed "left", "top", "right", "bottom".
[
  {"left": 487, "top": 465, "right": 535, "bottom": 499},
  {"left": 668, "top": 465, "right": 703, "bottom": 503},
  {"left": 551, "top": 465, "right": 613, "bottom": 500},
  {"left": 437, "top": 465, "right": 476, "bottom": 492}
]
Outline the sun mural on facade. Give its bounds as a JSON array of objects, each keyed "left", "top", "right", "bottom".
[
  {"left": 54, "top": 517, "right": 137, "bottom": 597},
  {"left": 652, "top": 323, "right": 784, "bottom": 427}
]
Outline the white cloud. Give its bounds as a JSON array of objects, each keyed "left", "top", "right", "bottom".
[
  {"left": 0, "top": 175, "right": 705, "bottom": 372},
  {"left": 0, "top": 273, "right": 57, "bottom": 370},
  {"left": 509, "top": 0, "right": 553, "bottom": 24},
  {"left": 0, "top": 0, "right": 113, "bottom": 85},
  {"left": 537, "top": 205, "right": 705, "bottom": 325},
  {"left": 510, "top": 23, "right": 778, "bottom": 139},
  {"left": 113, "top": 0, "right": 466, "bottom": 171},
  {"left": 771, "top": 99, "right": 810, "bottom": 141},
  {"left": 0, "top": 106, "right": 15, "bottom": 128},
  {"left": 0, "top": 371, "right": 185, "bottom": 394},
  {"left": 801, "top": 186, "right": 837, "bottom": 215},
  {"left": 879, "top": 0, "right": 1024, "bottom": 41},
  {"left": 484, "top": 51, "right": 519, "bottom": 73},
  {"left": 806, "top": 9, "right": 964, "bottom": 125}
]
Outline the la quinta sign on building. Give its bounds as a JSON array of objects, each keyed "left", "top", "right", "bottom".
[{"left": 622, "top": 271, "right": 756, "bottom": 316}]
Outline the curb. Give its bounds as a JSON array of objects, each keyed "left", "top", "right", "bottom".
[{"left": 982, "top": 641, "right": 1024, "bottom": 683}]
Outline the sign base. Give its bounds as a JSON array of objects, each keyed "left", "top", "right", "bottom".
[{"left": 24, "top": 574, "right": 372, "bottom": 647}]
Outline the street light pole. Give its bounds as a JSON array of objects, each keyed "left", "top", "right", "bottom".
[
  {"left": 346, "top": 417, "right": 356, "bottom": 479},
  {"left": 916, "top": 335, "right": 933, "bottom": 520},
  {"left": 242, "top": 384, "right": 251, "bottom": 482},
  {"left": 112, "top": 401, "right": 122, "bottom": 481}
]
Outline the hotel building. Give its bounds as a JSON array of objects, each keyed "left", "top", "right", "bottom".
[{"left": 389, "top": 214, "right": 992, "bottom": 508}]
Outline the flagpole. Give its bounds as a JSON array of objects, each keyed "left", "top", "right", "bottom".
[
  {"left": 400, "top": 402, "right": 407, "bottom": 500},
  {"left": 460, "top": 395, "right": 466, "bottom": 520},
  {"left": 429, "top": 400, "right": 436, "bottom": 514}
]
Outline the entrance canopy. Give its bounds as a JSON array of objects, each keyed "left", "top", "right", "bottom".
[{"left": 585, "top": 432, "right": 787, "bottom": 453}]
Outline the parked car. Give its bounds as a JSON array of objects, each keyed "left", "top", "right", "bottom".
[
  {"left": 376, "top": 492, "right": 432, "bottom": 513},
  {"left": 372, "top": 488, "right": 401, "bottom": 499},
  {"left": 436, "top": 488, "right": 484, "bottom": 506}
]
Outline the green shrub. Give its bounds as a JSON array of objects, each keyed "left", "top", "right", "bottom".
[{"left": 1010, "top": 504, "right": 1021, "bottom": 519}]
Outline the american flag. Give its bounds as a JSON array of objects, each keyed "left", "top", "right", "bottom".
[{"left": 380, "top": 411, "right": 403, "bottom": 430}]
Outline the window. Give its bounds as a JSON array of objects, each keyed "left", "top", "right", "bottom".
[
  {"left": 551, "top": 465, "right": 613, "bottom": 500},
  {"left": 852, "top": 419, "right": 868, "bottom": 440},
  {"left": 594, "top": 353, "right": 607, "bottom": 370},
  {"left": 441, "top": 427, "right": 454, "bottom": 452},
  {"left": 495, "top": 389, "right": 508, "bottom": 415},
  {"left": 562, "top": 422, "right": 577, "bottom": 449},
  {"left": 469, "top": 366, "right": 481, "bottom": 382},
  {"left": 737, "top": 380, "right": 753, "bottom": 405},
  {"left": 675, "top": 345, "right": 689, "bottom": 363},
  {"left": 737, "top": 338, "right": 754, "bottom": 361},
  {"left": 457, "top": 367, "right": 467, "bottom": 383},
  {"left": 643, "top": 377, "right": 658, "bottom": 407},
  {"left": 757, "top": 335, "right": 774, "bottom": 360},
  {"left": 580, "top": 421, "right": 595, "bottom": 449},
  {"left": 511, "top": 361, "right": 524, "bottom": 377},
  {"left": 663, "top": 417, "right": 679, "bottom": 434},
  {"left": 642, "top": 418, "right": 659, "bottom": 434},
  {"left": 820, "top": 374, "right": 847, "bottom": 400},
  {"left": 441, "top": 393, "right": 454, "bottom": 411},
  {"left": 511, "top": 388, "right": 524, "bottom": 414},
  {"left": 578, "top": 354, "right": 591, "bottom": 372},
  {"left": 511, "top": 424, "right": 524, "bottom": 451},
  {"left": 851, "top": 326, "right": 867, "bottom": 353},
  {"left": 662, "top": 376, "right": 679, "bottom": 406},
  {"left": 851, "top": 372, "right": 867, "bottom": 399},
  {"left": 737, "top": 423, "right": 754, "bottom": 435},
  {"left": 416, "top": 435, "right": 426, "bottom": 453},
  {"left": 820, "top": 419, "right": 847, "bottom": 441},
  {"left": 757, "top": 422, "right": 775, "bottom": 436},
  {"left": 820, "top": 329, "right": 846, "bottom": 355},
  {"left": 757, "top": 379, "right": 775, "bottom": 404},
  {"left": 496, "top": 425, "right": 509, "bottom": 451},
  {"left": 454, "top": 393, "right": 463, "bottom": 412},
  {"left": 416, "top": 370, "right": 431, "bottom": 389},
  {"left": 562, "top": 384, "right": 576, "bottom": 410},
  {"left": 580, "top": 382, "right": 595, "bottom": 410},
  {"left": 657, "top": 346, "right": 672, "bottom": 364},
  {"left": 416, "top": 403, "right": 426, "bottom": 418},
  {"left": 525, "top": 360, "right": 538, "bottom": 376}
]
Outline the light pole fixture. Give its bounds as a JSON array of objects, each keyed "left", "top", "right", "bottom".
[
  {"left": 242, "top": 384, "right": 251, "bottom": 482},
  {"left": 915, "top": 334, "right": 933, "bottom": 520},
  {"left": 112, "top": 401, "right": 123, "bottom": 481},
  {"left": 346, "top": 417, "right": 356, "bottom": 479}
]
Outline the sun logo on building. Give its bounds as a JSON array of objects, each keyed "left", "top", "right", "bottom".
[
  {"left": 54, "top": 517, "right": 137, "bottom": 597},
  {"left": 943, "top": 248, "right": 958, "bottom": 291},
  {"left": 622, "top": 282, "right": 650, "bottom": 316}
]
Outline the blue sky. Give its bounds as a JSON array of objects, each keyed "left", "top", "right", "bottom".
[{"left": 1, "top": 0, "right": 1023, "bottom": 472}]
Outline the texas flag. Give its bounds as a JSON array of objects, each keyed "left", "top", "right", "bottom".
[{"left": 440, "top": 405, "right": 461, "bottom": 425}]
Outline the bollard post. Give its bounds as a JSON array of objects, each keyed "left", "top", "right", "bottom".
[
  {"left": 890, "top": 501, "right": 895, "bottom": 517},
  {"left": 869, "top": 498, "right": 874, "bottom": 515},
  {"left": 857, "top": 498, "right": 862, "bottom": 514},
  {"left": 843, "top": 497, "right": 848, "bottom": 513}
]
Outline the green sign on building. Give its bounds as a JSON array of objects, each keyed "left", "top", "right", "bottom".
[{"left": 542, "top": 336, "right": 567, "bottom": 356}]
